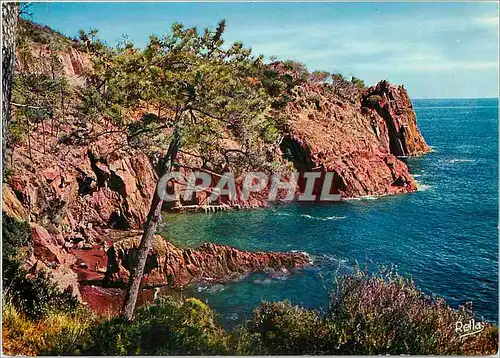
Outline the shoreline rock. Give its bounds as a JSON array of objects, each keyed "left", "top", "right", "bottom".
[{"left": 103, "top": 235, "right": 311, "bottom": 288}]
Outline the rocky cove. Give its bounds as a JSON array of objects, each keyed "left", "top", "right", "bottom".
[{"left": 3, "top": 19, "right": 430, "bottom": 315}]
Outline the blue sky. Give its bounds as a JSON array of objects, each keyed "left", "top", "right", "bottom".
[{"left": 27, "top": 2, "right": 499, "bottom": 99}]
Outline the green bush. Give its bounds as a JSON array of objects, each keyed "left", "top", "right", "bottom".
[
  {"left": 2, "top": 213, "right": 32, "bottom": 266},
  {"left": 327, "top": 270, "right": 498, "bottom": 355},
  {"left": 247, "top": 301, "right": 333, "bottom": 355},
  {"left": 365, "top": 94, "right": 383, "bottom": 107},
  {"left": 351, "top": 76, "right": 366, "bottom": 89},
  {"left": 6, "top": 270, "right": 79, "bottom": 321},
  {"left": 243, "top": 270, "right": 498, "bottom": 355},
  {"left": 88, "top": 297, "right": 230, "bottom": 355},
  {"left": 2, "top": 299, "right": 94, "bottom": 356},
  {"left": 2, "top": 214, "right": 78, "bottom": 321},
  {"left": 3, "top": 273, "right": 498, "bottom": 355},
  {"left": 19, "top": 19, "right": 72, "bottom": 47},
  {"left": 78, "top": 85, "right": 105, "bottom": 122}
]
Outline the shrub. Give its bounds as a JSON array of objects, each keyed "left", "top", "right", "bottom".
[
  {"left": 78, "top": 85, "right": 105, "bottom": 122},
  {"left": 328, "top": 270, "right": 498, "bottom": 355},
  {"left": 331, "top": 72, "right": 364, "bottom": 103},
  {"left": 2, "top": 213, "right": 497, "bottom": 356},
  {"left": 5, "top": 270, "right": 79, "bottom": 321},
  {"left": 260, "top": 120, "right": 281, "bottom": 144},
  {"left": 351, "top": 76, "right": 366, "bottom": 89},
  {"left": 229, "top": 326, "right": 266, "bottom": 355},
  {"left": 2, "top": 299, "right": 94, "bottom": 356},
  {"left": 2, "top": 213, "right": 32, "bottom": 266},
  {"left": 3, "top": 273, "right": 498, "bottom": 356},
  {"left": 19, "top": 19, "right": 72, "bottom": 47},
  {"left": 243, "top": 270, "right": 498, "bottom": 355},
  {"left": 88, "top": 297, "right": 230, "bottom": 355},
  {"left": 2, "top": 214, "right": 78, "bottom": 321},
  {"left": 5, "top": 116, "right": 29, "bottom": 149},
  {"left": 247, "top": 301, "right": 331, "bottom": 355},
  {"left": 365, "top": 94, "right": 383, "bottom": 107},
  {"left": 309, "top": 70, "right": 330, "bottom": 83}
]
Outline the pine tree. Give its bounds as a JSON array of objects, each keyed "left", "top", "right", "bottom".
[{"left": 81, "top": 21, "right": 271, "bottom": 319}]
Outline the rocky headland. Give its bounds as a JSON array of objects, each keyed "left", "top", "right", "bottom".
[{"left": 3, "top": 20, "right": 429, "bottom": 312}]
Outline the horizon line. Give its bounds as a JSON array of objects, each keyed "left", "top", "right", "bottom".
[{"left": 412, "top": 97, "right": 499, "bottom": 100}]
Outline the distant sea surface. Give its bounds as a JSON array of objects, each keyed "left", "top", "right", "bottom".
[{"left": 159, "top": 98, "right": 498, "bottom": 326}]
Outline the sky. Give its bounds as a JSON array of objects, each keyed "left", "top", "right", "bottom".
[{"left": 27, "top": 2, "right": 499, "bottom": 99}]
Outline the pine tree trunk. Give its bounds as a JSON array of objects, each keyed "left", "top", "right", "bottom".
[
  {"left": 2, "top": 3, "right": 18, "bottom": 170},
  {"left": 27, "top": 117, "right": 32, "bottom": 161},
  {"left": 122, "top": 134, "right": 180, "bottom": 320}
]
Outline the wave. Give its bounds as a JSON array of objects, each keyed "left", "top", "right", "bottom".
[
  {"left": 274, "top": 212, "right": 346, "bottom": 221},
  {"left": 456, "top": 144, "right": 480, "bottom": 150},
  {"left": 196, "top": 283, "right": 226, "bottom": 293},
  {"left": 344, "top": 195, "right": 379, "bottom": 201},
  {"left": 226, "top": 312, "right": 239, "bottom": 321},
  {"left": 416, "top": 180, "right": 433, "bottom": 192},
  {"left": 449, "top": 158, "right": 475, "bottom": 163},
  {"left": 253, "top": 277, "right": 274, "bottom": 285},
  {"left": 254, "top": 272, "right": 290, "bottom": 285},
  {"left": 314, "top": 254, "right": 348, "bottom": 265},
  {"left": 274, "top": 212, "right": 293, "bottom": 217},
  {"left": 310, "top": 254, "right": 354, "bottom": 274},
  {"left": 290, "top": 250, "right": 311, "bottom": 256},
  {"left": 300, "top": 214, "right": 346, "bottom": 221},
  {"left": 290, "top": 250, "right": 313, "bottom": 265},
  {"left": 196, "top": 285, "right": 208, "bottom": 292}
]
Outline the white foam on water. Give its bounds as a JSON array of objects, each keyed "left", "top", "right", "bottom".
[
  {"left": 274, "top": 212, "right": 293, "bottom": 217},
  {"left": 290, "top": 250, "right": 313, "bottom": 264},
  {"left": 449, "top": 158, "right": 475, "bottom": 163},
  {"left": 206, "top": 284, "right": 226, "bottom": 293},
  {"left": 344, "top": 195, "right": 381, "bottom": 201},
  {"left": 300, "top": 214, "right": 346, "bottom": 221},
  {"left": 310, "top": 254, "right": 353, "bottom": 274},
  {"left": 196, "top": 281, "right": 226, "bottom": 293},
  {"left": 343, "top": 197, "right": 361, "bottom": 201},
  {"left": 456, "top": 144, "right": 480, "bottom": 150},
  {"left": 274, "top": 275, "right": 289, "bottom": 281},
  {"left": 227, "top": 313, "right": 239, "bottom": 321},
  {"left": 290, "top": 250, "right": 309, "bottom": 256},
  {"left": 253, "top": 277, "right": 273, "bottom": 285},
  {"left": 415, "top": 180, "right": 433, "bottom": 192},
  {"left": 276, "top": 212, "right": 346, "bottom": 221}
]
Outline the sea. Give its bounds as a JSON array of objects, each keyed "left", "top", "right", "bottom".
[{"left": 159, "top": 98, "right": 499, "bottom": 327}]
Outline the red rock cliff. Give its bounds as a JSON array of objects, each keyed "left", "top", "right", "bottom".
[
  {"left": 3, "top": 24, "right": 429, "bottom": 302},
  {"left": 280, "top": 80, "right": 429, "bottom": 198}
]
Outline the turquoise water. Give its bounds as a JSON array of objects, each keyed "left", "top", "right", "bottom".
[{"left": 160, "top": 98, "right": 498, "bottom": 326}]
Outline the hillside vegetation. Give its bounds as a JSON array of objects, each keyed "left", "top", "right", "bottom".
[{"left": 2, "top": 216, "right": 497, "bottom": 355}]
